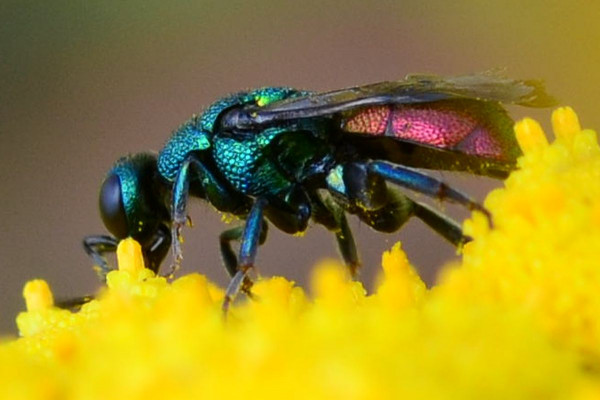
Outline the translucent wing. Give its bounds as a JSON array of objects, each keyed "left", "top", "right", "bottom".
[{"left": 223, "top": 72, "right": 555, "bottom": 129}]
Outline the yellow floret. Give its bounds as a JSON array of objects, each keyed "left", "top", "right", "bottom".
[
  {"left": 23, "top": 280, "right": 54, "bottom": 312},
  {"left": 2, "top": 108, "right": 600, "bottom": 398},
  {"left": 445, "top": 108, "right": 600, "bottom": 366}
]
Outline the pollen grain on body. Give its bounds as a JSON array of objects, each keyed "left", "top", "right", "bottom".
[{"left": 3, "top": 107, "right": 600, "bottom": 398}]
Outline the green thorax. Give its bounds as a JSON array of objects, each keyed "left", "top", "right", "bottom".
[{"left": 158, "top": 87, "right": 308, "bottom": 182}]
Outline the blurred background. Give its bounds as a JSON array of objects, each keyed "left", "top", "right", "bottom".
[{"left": 1, "top": 0, "right": 599, "bottom": 334}]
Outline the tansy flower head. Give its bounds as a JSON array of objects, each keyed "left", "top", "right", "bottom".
[{"left": 2, "top": 108, "right": 600, "bottom": 399}]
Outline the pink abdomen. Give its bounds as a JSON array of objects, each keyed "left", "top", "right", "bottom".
[{"left": 342, "top": 101, "right": 515, "bottom": 160}]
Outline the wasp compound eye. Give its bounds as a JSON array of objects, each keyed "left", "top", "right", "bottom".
[{"left": 99, "top": 173, "right": 129, "bottom": 239}]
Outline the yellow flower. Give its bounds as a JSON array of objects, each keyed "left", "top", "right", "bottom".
[
  {"left": 2, "top": 107, "right": 600, "bottom": 399},
  {"left": 441, "top": 108, "right": 600, "bottom": 362}
]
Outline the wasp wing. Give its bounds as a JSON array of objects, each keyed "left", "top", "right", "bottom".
[
  {"left": 227, "top": 72, "right": 555, "bottom": 129},
  {"left": 221, "top": 73, "right": 554, "bottom": 177}
]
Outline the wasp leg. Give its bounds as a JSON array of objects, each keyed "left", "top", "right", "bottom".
[
  {"left": 83, "top": 235, "right": 118, "bottom": 280},
  {"left": 219, "top": 223, "right": 269, "bottom": 278},
  {"left": 367, "top": 161, "right": 491, "bottom": 223},
  {"left": 412, "top": 201, "right": 471, "bottom": 247},
  {"left": 171, "top": 158, "right": 193, "bottom": 264},
  {"left": 263, "top": 185, "right": 311, "bottom": 234},
  {"left": 353, "top": 190, "right": 470, "bottom": 247},
  {"left": 326, "top": 162, "right": 469, "bottom": 250},
  {"left": 171, "top": 153, "right": 251, "bottom": 266},
  {"left": 352, "top": 193, "right": 470, "bottom": 250},
  {"left": 55, "top": 295, "right": 95, "bottom": 310},
  {"left": 222, "top": 187, "right": 312, "bottom": 311},
  {"left": 146, "top": 224, "right": 172, "bottom": 276},
  {"left": 350, "top": 188, "right": 414, "bottom": 232},
  {"left": 223, "top": 197, "right": 268, "bottom": 311},
  {"left": 219, "top": 226, "right": 245, "bottom": 278},
  {"left": 219, "top": 223, "right": 268, "bottom": 296},
  {"left": 310, "top": 192, "right": 360, "bottom": 276},
  {"left": 333, "top": 210, "right": 360, "bottom": 276}
]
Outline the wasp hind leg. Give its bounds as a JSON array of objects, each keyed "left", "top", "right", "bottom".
[
  {"left": 348, "top": 190, "right": 470, "bottom": 249},
  {"left": 367, "top": 160, "right": 491, "bottom": 224},
  {"left": 411, "top": 201, "right": 471, "bottom": 247},
  {"left": 326, "top": 161, "right": 471, "bottom": 249}
]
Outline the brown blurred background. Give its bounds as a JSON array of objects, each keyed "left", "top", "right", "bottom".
[{"left": 1, "top": 0, "right": 599, "bottom": 334}]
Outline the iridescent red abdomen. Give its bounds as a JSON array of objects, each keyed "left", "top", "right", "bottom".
[{"left": 342, "top": 99, "right": 519, "bottom": 161}]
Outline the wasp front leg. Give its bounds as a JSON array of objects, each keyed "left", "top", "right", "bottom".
[
  {"left": 171, "top": 158, "right": 193, "bottom": 265},
  {"left": 145, "top": 224, "right": 172, "bottom": 276},
  {"left": 84, "top": 227, "right": 172, "bottom": 278},
  {"left": 171, "top": 153, "right": 252, "bottom": 267},
  {"left": 82, "top": 235, "right": 118, "bottom": 279},
  {"left": 75, "top": 235, "right": 118, "bottom": 310}
]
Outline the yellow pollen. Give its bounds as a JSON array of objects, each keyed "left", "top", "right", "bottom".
[
  {"left": 221, "top": 213, "right": 237, "bottom": 224},
  {"left": 256, "top": 95, "right": 268, "bottom": 107}
]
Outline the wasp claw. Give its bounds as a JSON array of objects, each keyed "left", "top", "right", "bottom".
[
  {"left": 479, "top": 207, "right": 494, "bottom": 229},
  {"left": 468, "top": 202, "right": 494, "bottom": 229},
  {"left": 222, "top": 295, "right": 232, "bottom": 318},
  {"left": 162, "top": 262, "right": 180, "bottom": 280}
]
